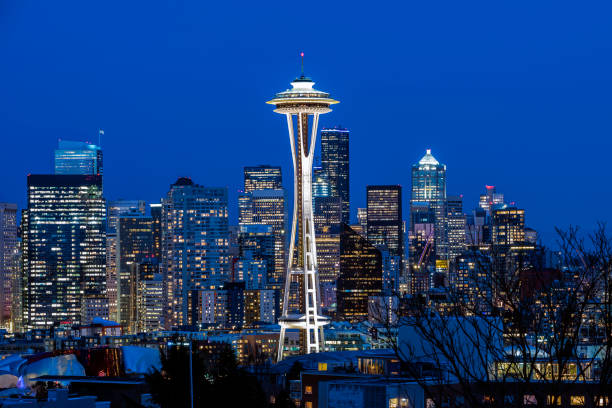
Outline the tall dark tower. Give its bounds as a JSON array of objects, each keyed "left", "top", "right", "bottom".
[
  {"left": 267, "top": 57, "right": 338, "bottom": 361},
  {"left": 321, "top": 127, "right": 349, "bottom": 224},
  {"left": 338, "top": 224, "right": 382, "bottom": 322},
  {"left": 366, "top": 185, "right": 403, "bottom": 269}
]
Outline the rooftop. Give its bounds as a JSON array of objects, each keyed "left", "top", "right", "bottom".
[{"left": 418, "top": 149, "right": 440, "bottom": 166}]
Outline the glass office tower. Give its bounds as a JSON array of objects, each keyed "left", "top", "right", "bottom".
[
  {"left": 366, "top": 185, "right": 403, "bottom": 265},
  {"left": 0, "top": 203, "right": 18, "bottom": 328},
  {"left": 21, "top": 175, "right": 106, "bottom": 329},
  {"left": 244, "top": 165, "right": 282, "bottom": 193},
  {"left": 54, "top": 140, "right": 103, "bottom": 176},
  {"left": 411, "top": 149, "right": 447, "bottom": 261},
  {"left": 321, "top": 127, "right": 350, "bottom": 224},
  {"left": 338, "top": 224, "right": 382, "bottom": 322}
]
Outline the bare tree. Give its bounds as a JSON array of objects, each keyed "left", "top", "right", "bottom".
[{"left": 370, "top": 225, "right": 611, "bottom": 407}]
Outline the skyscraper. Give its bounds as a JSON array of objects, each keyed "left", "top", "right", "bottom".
[
  {"left": 237, "top": 224, "right": 275, "bottom": 286},
  {"left": 267, "top": 67, "right": 337, "bottom": 360},
  {"left": 105, "top": 200, "right": 147, "bottom": 320},
  {"left": 238, "top": 190, "right": 286, "bottom": 289},
  {"left": 21, "top": 175, "right": 106, "bottom": 329},
  {"left": 244, "top": 165, "right": 282, "bottom": 193},
  {"left": 447, "top": 195, "right": 466, "bottom": 262},
  {"left": 479, "top": 185, "right": 504, "bottom": 214},
  {"left": 492, "top": 205, "right": 525, "bottom": 245},
  {"left": 54, "top": 140, "right": 103, "bottom": 176},
  {"left": 366, "top": 185, "right": 403, "bottom": 267},
  {"left": 321, "top": 127, "right": 349, "bottom": 224},
  {"left": 312, "top": 166, "right": 331, "bottom": 199},
  {"left": 107, "top": 200, "right": 146, "bottom": 233},
  {"left": 411, "top": 149, "right": 447, "bottom": 261},
  {"left": 408, "top": 203, "right": 435, "bottom": 293},
  {"left": 313, "top": 196, "right": 342, "bottom": 307},
  {"left": 0, "top": 203, "right": 18, "bottom": 328},
  {"left": 117, "top": 214, "right": 155, "bottom": 332},
  {"left": 357, "top": 208, "right": 367, "bottom": 236},
  {"left": 162, "top": 177, "right": 229, "bottom": 329},
  {"left": 337, "top": 224, "right": 382, "bottom": 322}
]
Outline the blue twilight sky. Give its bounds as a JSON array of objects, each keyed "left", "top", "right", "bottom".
[{"left": 1, "top": 1, "right": 611, "bottom": 245}]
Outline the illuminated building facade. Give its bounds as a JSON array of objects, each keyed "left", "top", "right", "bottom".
[
  {"left": 450, "top": 251, "right": 492, "bottom": 315},
  {"left": 162, "top": 177, "right": 229, "bottom": 328},
  {"left": 312, "top": 166, "right": 331, "bottom": 199},
  {"left": 54, "top": 140, "right": 103, "bottom": 176},
  {"left": 408, "top": 202, "right": 435, "bottom": 293},
  {"left": 479, "top": 185, "right": 504, "bottom": 214},
  {"left": 267, "top": 67, "right": 337, "bottom": 360},
  {"left": 357, "top": 208, "right": 367, "bottom": 236},
  {"left": 366, "top": 185, "right": 403, "bottom": 269},
  {"left": 21, "top": 175, "right": 106, "bottom": 329},
  {"left": 107, "top": 200, "right": 146, "bottom": 233},
  {"left": 321, "top": 127, "right": 350, "bottom": 224},
  {"left": 237, "top": 224, "right": 275, "bottom": 287},
  {"left": 0, "top": 203, "right": 18, "bottom": 328},
  {"left": 117, "top": 214, "right": 155, "bottom": 332},
  {"left": 238, "top": 189, "right": 286, "bottom": 289},
  {"left": 105, "top": 232, "right": 118, "bottom": 321},
  {"left": 447, "top": 195, "right": 466, "bottom": 262},
  {"left": 411, "top": 149, "right": 447, "bottom": 261},
  {"left": 244, "top": 289, "right": 276, "bottom": 326},
  {"left": 314, "top": 196, "right": 342, "bottom": 309},
  {"left": 244, "top": 165, "right": 282, "bottom": 193},
  {"left": 135, "top": 267, "right": 164, "bottom": 333},
  {"left": 338, "top": 224, "right": 383, "bottom": 322},
  {"left": 492, "top": 205, "right": 525, "bottom": 245}
]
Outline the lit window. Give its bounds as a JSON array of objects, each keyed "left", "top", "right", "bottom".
[
  {"left": 318, "top": 362, "right": 327, "bottom": 371},
  {"left": 304, "top": 386, "right": 312, "bottom": 395}
]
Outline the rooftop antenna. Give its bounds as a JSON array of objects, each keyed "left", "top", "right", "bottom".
[
  {"left": 98, "top": 129, "right": 104, "bottom": 146},
  {"left": 300, "top": 52, "right": 304, "bottom": 76}
]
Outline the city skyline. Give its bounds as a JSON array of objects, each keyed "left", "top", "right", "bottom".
[{"left": 2, "top": 2, "right": 612, "bottom": 246}]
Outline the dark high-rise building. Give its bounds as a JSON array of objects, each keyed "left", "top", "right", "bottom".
[
  {"left": 314, "top": 196, "right": 342, "bottom": 308},
  {"left": 321, "top": 127, "right": 349, "bottom": 224},
  {"left": 466, "top": 207, "right": 488, "bottom": 246},
  {"left": 223, "top": 281, "right": 245, "bottom": 329},
  {"left": 447, "top": 195, "right": 466, "bottom": 262},
  {"left": 411, "top": 150, "right": 447, "bottom": 261},
  {"left": 105, "top": 200, "right": 147, "bottom": 320},
  {"left": 150, "top": 203, "right": 162, "bottom": 259},
  {"left": 337, "top": 224, "right": 382, "bottom": 322},
  {"left": 0, "top": 203, "right": 18, "bottom": 328},
  {"left": 21, "top": 175, "right": 106, "bottom": 329},
  {"left": 117, "top": 214, "right": 155, "bottom": 332},
  {"left": 408, "top": 203, "right": 435, "bottom": 294},
  {"left": 54, "top": 140, "right": 103, "bottom": 176},
  {"left": 162, "top": 177, "right": 229, "bottom": 328},
  {"left": 450, "top": 251, "right": 492, "bottom": 315},
  {"left": 244, "top": 165, "right": 282, "bottom": 193},
  {"left": 237, "top": 224, "right": 275, "bottom": 285},
  {"left": 366, "top": 185, "right": 403, "bottom": 267}
]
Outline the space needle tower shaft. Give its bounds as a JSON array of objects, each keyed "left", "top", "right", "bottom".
[{"left": 267, "top": 55, "right": 338, "bottom": 361}]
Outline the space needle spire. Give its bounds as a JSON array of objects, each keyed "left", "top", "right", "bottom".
[{"left": 267, "top": 54, "right": 338, "bottom": 361}]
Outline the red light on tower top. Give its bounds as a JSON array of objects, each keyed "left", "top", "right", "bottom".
[{"left": 300, "top": 52, "right": 305, "bottom": 75}]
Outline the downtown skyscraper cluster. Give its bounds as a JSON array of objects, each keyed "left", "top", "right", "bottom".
[{"left": 0, "top": 131, "right": 544, "bottom": 337}]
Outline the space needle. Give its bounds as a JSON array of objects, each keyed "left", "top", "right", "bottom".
[{"left": 267, "top": 54, "right": 338, "bottom": 361}]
